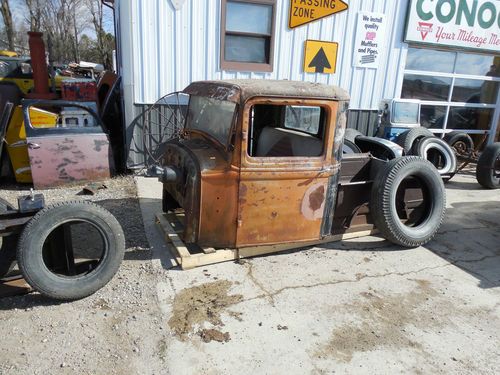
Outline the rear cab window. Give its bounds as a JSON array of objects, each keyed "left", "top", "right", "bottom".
[{"left": 247, "top": 103, "right": 326, "bottom": 158}]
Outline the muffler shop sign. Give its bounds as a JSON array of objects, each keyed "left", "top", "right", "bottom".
[{"left": 405, "top": 0, "right": 500, "bottom": 53}]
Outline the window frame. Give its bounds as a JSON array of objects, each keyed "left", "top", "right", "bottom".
[
  {"left": 243, "top": 98, "right": 331, "bottom": 162},
  {"left": 220, "top": 0, "right": 276, "bottom": 72},
  {"left": 185, "top": 95, "right": 239, "bottom": 151},
  {"left": 401, "top": 47, "right": 500, "bottom": 139}
]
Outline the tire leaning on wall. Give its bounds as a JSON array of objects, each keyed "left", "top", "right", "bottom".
[
  {"left": 396, "top": 127, "right": 434, "bottom": 154},
  {"left": 410, "top": 136, "right": 457, "bottom": 179},
  {"left": 476, "top": 143, "right": 500, "bottom": 189},
  {"left": 17, "top": 201, "right": 125, "bottom": 300},
  {"left": 370, "top": 156, "right": 446, "bottom": 247}
]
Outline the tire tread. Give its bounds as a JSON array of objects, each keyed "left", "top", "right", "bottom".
[
  {"left": 476, "top": 143, "right": 500, "bottom": 189},
  {"left": 17, "top": 201, "right": 125, "bottom": 300},
  {"left": 371, "top": 156, "right": 446, "bottom": 247}
]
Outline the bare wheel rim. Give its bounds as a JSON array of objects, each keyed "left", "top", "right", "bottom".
[
  {"left": 452, "top": 140, "right": 467, "bottom": 155},
  {"left": 143, "top": 92, "right": 189, "bottom": 166}
]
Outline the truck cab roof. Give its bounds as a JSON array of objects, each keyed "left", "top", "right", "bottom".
[{"left": 183, "top": 79, "right": 350, "bottom": 105}]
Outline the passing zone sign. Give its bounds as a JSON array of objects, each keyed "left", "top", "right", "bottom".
[{"left": 289, "top": 0, "right": 349, "bottom": 29}]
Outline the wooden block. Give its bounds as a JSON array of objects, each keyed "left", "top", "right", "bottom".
[{"left": 0, "top": 275, "right": 32, "bottom": 298}]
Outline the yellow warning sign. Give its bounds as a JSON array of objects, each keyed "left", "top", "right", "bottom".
[
  {"left": 289, "top": 0, "right": 349, "bottom": 29},
  {"left": 303, "top": 40, "right": 338, "bottom": 74}
]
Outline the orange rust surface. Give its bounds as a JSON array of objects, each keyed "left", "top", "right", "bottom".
[
  {"left": 198, "top": 167, "right": 239, "bottom": 248},
  {"left": 164, "top": 88, "right": 345, "bottom": 249},
  {"left": 235, "top": 98, "right": 339, "bottom": 247}
]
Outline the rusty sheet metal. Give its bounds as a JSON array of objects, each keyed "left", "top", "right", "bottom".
[
  {"left": 321, "top": 100, "right": 347, "bottom": 237},
  {"left": 183, "top": 82, "right": 241, "bottom": 103},
  {"left": 236, "top": 171, "right": 332, "bottom": 247},
  {"left": 235, "top": 98, "right": 339, "bottom": 247},
  {"left": 163, "top": 83, "right": 349, "bottom": 249},
  {"left": 162, "top": 137, "right": 240, "bottom": 248},
  {"left": 27, "top": 134, "right": 112, "bottom": 189},
  {"left": 198, "top": 168, "right": 239, "bottom": 248},
  {"left": 183, "top": 80, "right": 350, "bottom": 105}
]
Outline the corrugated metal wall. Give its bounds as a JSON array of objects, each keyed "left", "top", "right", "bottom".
[{"left": 117, "top": 0, "right": 410, "bottom": 167}]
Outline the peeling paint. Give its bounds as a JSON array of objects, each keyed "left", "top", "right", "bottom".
[
  {"left": 301, "top": 182, "right": 327, "bottom": 221},
  {"left": 27, "top": 134, "right": 112, "bottom": 189}
]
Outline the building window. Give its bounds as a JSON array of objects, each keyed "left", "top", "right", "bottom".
[
  {"left": 401, "top": 48, "right": 500, "bottom": 142},
  {"left": 221, "top": 0, "right": 275, "bottom": 72}
]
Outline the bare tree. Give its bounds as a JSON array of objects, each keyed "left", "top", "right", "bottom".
[
  {"left": 15, "top": 0, "right": 114, "bottom": 66},
  {"left": 86, "top": 0, "right": 108, "bottom": 66},
  {"left": 0, "top": 0, "right": 14, "bottom": 50},
  {"left": 24, "top": 0, "right": 85, "bottom": 63},
  {"left": 24, "top": 0, "right": 42, "bottom": 32}
]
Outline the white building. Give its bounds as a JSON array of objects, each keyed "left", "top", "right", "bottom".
[{"left": 113, "top": 0, "right": 500, "bottom": 167}]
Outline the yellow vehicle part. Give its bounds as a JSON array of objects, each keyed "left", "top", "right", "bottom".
[
  {"left": 0, "top": 50, "right": 17, "bottom": 57},
  {"left": 1, "top": 75, "right": 69, "bottom": 95},
  {"left": 5, "top": 106, "right": 58, "bottom": 183},
  {"left": 3, "top": 78, "right": 33, "bottom": 95}
]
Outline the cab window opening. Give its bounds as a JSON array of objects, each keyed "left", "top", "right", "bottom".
[{"left": 247, "top": 103, "right": 326, "bottom": 157}]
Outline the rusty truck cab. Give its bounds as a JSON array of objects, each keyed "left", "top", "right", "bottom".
[{"left": 160, "top": 80, "right": 350, "bottom": 249}]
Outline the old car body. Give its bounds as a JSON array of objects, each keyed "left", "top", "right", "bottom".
[
  {"left": 150, "top": 80, "right": 446, "bottom": 269},
  {"left": 159, "top": 80, "right": 358, "bottom": 249}
]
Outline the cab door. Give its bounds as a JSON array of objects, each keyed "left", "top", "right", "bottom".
[
  {"left": 236, "top": 98, "right": 340, "bottom": 247},
  {"left": 22, "top": 100, "right": 113, "bottom": 189}
]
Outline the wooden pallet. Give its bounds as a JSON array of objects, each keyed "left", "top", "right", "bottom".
[
  {"left": 156, "top": 212, "right": 377, "bottom": 270},
  {"left": 0, "top": 274, "right": 32, "bottom": 298}
]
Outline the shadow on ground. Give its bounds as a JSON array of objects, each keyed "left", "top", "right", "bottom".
[{"left": 426, "top": 200, "right": 500, "bottom": 289}]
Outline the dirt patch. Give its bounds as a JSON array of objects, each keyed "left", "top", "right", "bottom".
[
  {"left": 315, "top": 279, "right": 438, "bottom": 362},
  {"left": 198, "top": 329, "right": 231, "bottom": 343},
  {"left": 168, "top": 280, "right": 243, "bottom": 341}
]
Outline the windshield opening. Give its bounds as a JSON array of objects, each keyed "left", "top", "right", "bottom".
[{"left": 186, "top": 96, "right": 236, "bottom": 147}]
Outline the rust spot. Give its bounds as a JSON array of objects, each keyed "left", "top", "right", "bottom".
[
  {"left": 56, "top": 158, "right": 78, "bottom": 170},
  {"left": 298, "top": 177, "right": 315, "bottom": 187},
  {"left": 309, "top": 185, "right": 325, "bottom": 212},
  {"left": 93, "top": 140, "right": 108, "bottom": 152},
  {"left": 240, "top": 184, "right": 248, "bottom": 198},
  {"left": 301, "top": 182, "right": 327, "bottom": 221}
]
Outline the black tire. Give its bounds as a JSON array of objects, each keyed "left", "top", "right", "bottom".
[
  {"left": 17, "top": 201, "right": 125, "bottom": 300},
  {"left": 354, "top": 136, "right": 404, "bottom": 161},
  {"left": 411, "top": 136, "right": 457, "bottom": 176},
  {"left": 476, "top": 143, "right": 500, "bottom": 189},
  {"left": 396, "top": 127, "right": 434, "bottom": 153},
  {"left": 370, "top": 156, "right": 446, "bottom": 247},
  {"left": 0, "top": 198, "right": 18, "bottom": 278},
  {"left": 444, "top": 131, "right": 474, "bottom": 155},
  {"left": 344, "top": 128, "right": 363, "bottom": 143},
  {"left": 342, "top": 139, "right": 362, "bottom": 154}
]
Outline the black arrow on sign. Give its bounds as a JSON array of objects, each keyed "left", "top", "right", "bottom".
[{"left": 308, "top": 47, "right": 331, "bottom": 73}]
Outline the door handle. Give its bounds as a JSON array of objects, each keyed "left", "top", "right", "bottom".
[{"left": 27, "top": 142, "right": 40, "bottom": 149}]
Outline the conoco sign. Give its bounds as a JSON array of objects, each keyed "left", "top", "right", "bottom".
[{"left": 404, "top": 0, "right": 500, "bottom": 53}]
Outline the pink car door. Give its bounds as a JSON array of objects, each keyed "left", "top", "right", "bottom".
[{"left": 22, "top": 100, "right": 113, "bottom": 189}]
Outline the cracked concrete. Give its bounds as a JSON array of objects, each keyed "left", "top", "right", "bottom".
[{"left": 136, "top": 172, "right": 500, "bottom": 375}]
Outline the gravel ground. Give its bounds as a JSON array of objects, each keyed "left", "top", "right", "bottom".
[
  {"left": 1, "top": 172, "right": 499, "bottom": 375},
  {"left": 0, "top": 176, "right": 169, "bottom": 375}
]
